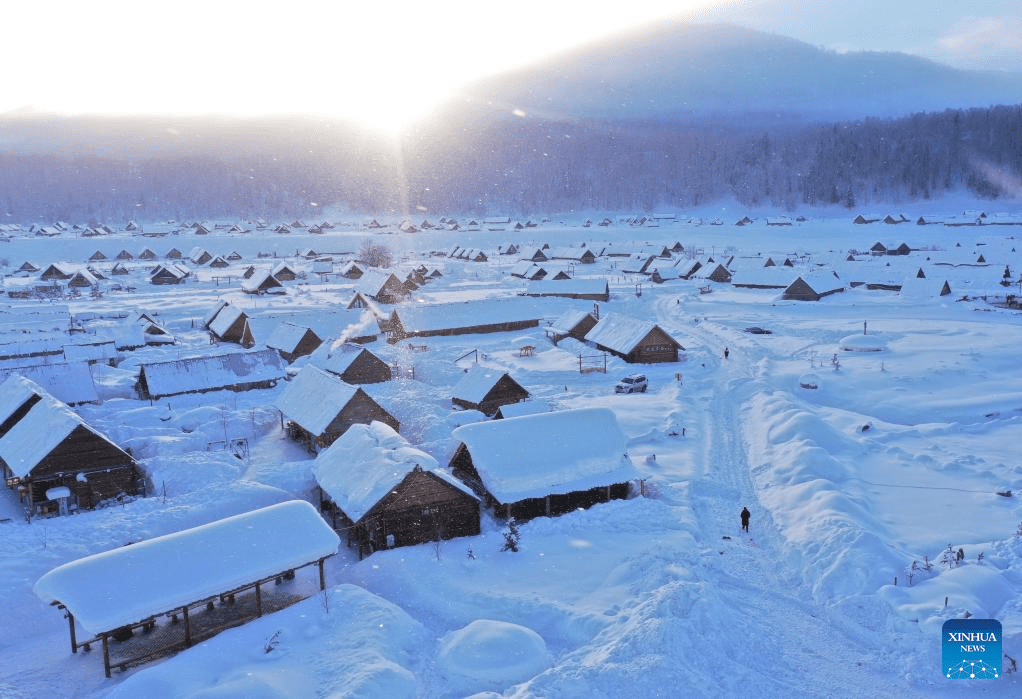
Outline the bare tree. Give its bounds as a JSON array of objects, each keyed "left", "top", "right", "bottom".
[{"left": 359, "top": 238, "right": 393, "bottom": 268}]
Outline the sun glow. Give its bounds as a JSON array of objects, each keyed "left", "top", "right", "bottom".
[{"left": 2, "top": 1, "right": 712, "bottom": 134}]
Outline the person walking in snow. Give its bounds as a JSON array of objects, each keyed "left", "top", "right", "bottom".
[
  {"left": 741, "top": 506, "right": 750, "bottom": 532},
  {"left": 724, "top": 347, "right": 730, "bottom": 359}
]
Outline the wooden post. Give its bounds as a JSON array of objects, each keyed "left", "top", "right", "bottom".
[
  {"left": 318, "top": 558, "right": 326, "bottom": 591},
  {"left": 102, "top": 634, "right": 111, "bottom": 678},
  {"left": 183, "top": 606, "right": 191, "bottom": 647},
  {"left": 255, "top": 582, "right": 262, "bottom": 617},
  {"left": 65, "top": 608, "right": 77, "bottom": 654}
]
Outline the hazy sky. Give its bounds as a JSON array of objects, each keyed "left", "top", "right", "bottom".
[{"left": 3, "top": 1, "right": 1020, "bottom": 132}]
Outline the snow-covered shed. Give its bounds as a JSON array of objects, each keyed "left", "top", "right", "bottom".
[
  {"left": 0, "top": 375, "right": 142, "bottom": 514},
  {"left": 136, "top": 349, "right": 286, "bottom": 400},
  {"left": 387, "top": 299, "right": 543, "bottom": 343},
  {"left": 340, "top": 260, "right": 365, "bottom": 279},
  {"left": 523, "top": 278, "right": 609, "bottom": 302},
  {"left": 204, "top": 301, "right": 255, "bottom": 347},
  {"left": 546, "top": 308, "right": 599, "bottom": 343},
  {"left": 547, "top": 246, "right": 598, "bottom": 264},
  {"left": 275, "top": 366, "right": 398, "bottom": 450},
  {"left": 265, "top": 321, "right": 322, "bottom": 363},
  {"left": 356, "top": 269, "right": 406, "bottom": 304},
  {"left": 189, "top": 247, "right": 212, "bottom": 265},
  {"left": 0, "top": 362, "right": 98, "bottom": 406},
  {"left": 241, "top": 269, "right": 284, "bottom": 295},
  {"left": 34, "top": 500, "right": 339, "bottom": 677},
  {"left": 319, "top": 346, "right": 391, "bottom": 384},
  {"left": 510, "top": 260, "right": 547, "bottom": 280},
  {"left": 449, "top": 407, "right": 640, "bottom": 521},
  {"left": 451, "top": 366, "right": 529, "bottom": 416},
  {"left": 782, "top": 271, "right": 845, "bottom": 301},
  {"left": 584, "top": 313, "right": 683, "bottom": 363},
  {"left": 67, "top": 268, "right": 99, "bottom": 288},
  {"left": 313, "top": 422, "right": 480, "bottom": 558},
  {"left": 150, "top": 263, "right": 190, "bottom": 285},
  {"left": 270, "top": 261, "right": 298, "bottom": 281}
]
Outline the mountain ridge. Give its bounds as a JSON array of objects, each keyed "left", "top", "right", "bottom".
[{"left": 444, "top": 22, "right": 1022, "bottom": 124}]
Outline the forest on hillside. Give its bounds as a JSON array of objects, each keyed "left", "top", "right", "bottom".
[{"left": 1, "top": 104, "right": 1020, "bottom": 223}]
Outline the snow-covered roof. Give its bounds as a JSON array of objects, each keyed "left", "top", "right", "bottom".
[
  {"left": 208, "top": 303, "right": 246, "bottom": 337},
  {"left": 0, "top": 384, "right": 107, "bottom": 478},
  {"left": 731, "top": 266, "right": 797, "bottom": 288},
  {"left": 0, "top": 362, "right": 98, "bottom": 405},
  {"left": 510, "top": 260, "right": 542, "bottom": 277},
  {"left": 33, "top": 500, "right": 339, "bottom": 635},
  {"left": 319, "top": 346, "right": 372, "bottom": 376},
  {"left": 452, "top": 366, "right": 513, "bottom": 404},
  {"left": 394, "top": 299, "right": 544, "bottom": 334},
  {"left": 313, "top": 421, "right": 467, "bottom": 522},
  {"left": 274, "top": 366, "right": 359, "bottom": 435},
  {"left": 451, "top": 407, "right": 639, "bottom": 503},
  {"left": 548, "top": 309, "right": 594, "bottom": 335},
  {"left": 356, "top": 269, "right": 400, "bottom": 297},
  {"left": 265, "top": 322, "right": 316, "bottom": 354},
  {"left": 140, "top": 349, "right": 285, "bottom": 397},
  {"left": 524, "top": 279, "right": 608, "bottom": 297},
  {"left": 584, "top": 313, "right": 679, "bottom": 354},
  {"left": 495, "top": 401, "right": 550, "bottom": 419},
  {"left": 0, "top": 374, "right": 39, "bottom": 426}
]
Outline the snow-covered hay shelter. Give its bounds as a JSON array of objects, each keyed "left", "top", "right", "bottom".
[
  {"left": 33, "top": 500, "right": 339, "bottom": 677},
  {"left": 449, "top": 407, "right": 640, "bottom": 521},
  {"left": 313, "top": 421, "right": 480, "bottom": 558}
]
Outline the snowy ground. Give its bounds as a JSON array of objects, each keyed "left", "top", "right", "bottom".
[{"left": 1, "top": 206, "right": 1021, "bottom": 697}]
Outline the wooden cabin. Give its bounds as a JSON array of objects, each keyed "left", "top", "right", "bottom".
[
  {"left": 314, "top": 422, "right": 480, "bottom": 558},
  {"left": 204, "top": 301, "right": 255, "bottom": 347},
  {"left": 546, "top": 309, "right": 599, "bottom": 343},
  {"left": 584, "top": 313, "right": 683, "bottom": 363},
  {"left": 781, "top": 272, "right": 845, "bottom": 301},
  {"left": 0, "top": 376, "right": 143, "bottom": 515},
  {"left": 150, "top": 263, "right": 190, "bottom": 285},
  {"left": 275, "top": 366, "right": 398, "bottom": 451},
  {"left": 320, "top": 347, "right": 392, "bottom": 384},
  {"left": 451, "top": 367, "right": 529, "bottom": 416},
  {"left": 449, "top": 407, "right": 638, "bottom": 522},
  {"left": 265, "top": 322, "right": 322, "bottom": 363}
]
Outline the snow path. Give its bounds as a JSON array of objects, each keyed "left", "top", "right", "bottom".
[{"left": 666, "top": 301, "right": 926, "bottom": 696}]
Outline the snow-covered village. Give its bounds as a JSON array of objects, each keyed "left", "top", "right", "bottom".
[
  {"left": 5, "top": 2, "right": 1022, "bottom": 697},
  {"left": 0, "top": 207, "right": 1020, "bottom": 697}
]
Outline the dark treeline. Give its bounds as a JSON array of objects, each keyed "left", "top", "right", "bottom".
[
  {"left": 1, "top": 104, "right": 1020, "bottom": 223},
  {"left": 403, "top": 104, "right": 1022, "bottom": 215}
]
